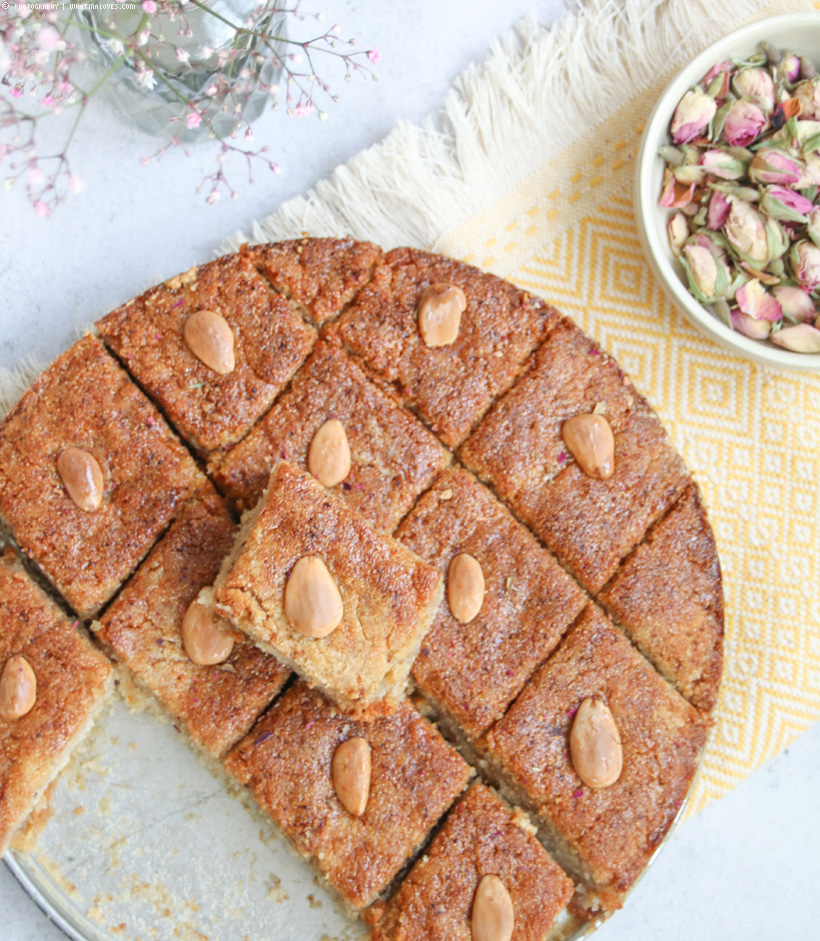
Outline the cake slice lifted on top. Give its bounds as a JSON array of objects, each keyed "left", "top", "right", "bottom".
[{"left": 214, "top": 461, "right": 443, "bottom": 719}]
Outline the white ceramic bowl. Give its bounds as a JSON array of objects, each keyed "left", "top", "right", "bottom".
[{"left": 635, "top": 12, "right": 820, "bottom": 372}]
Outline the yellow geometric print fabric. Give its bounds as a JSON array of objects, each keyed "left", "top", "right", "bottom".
[{"left": 436, "top": 22, "right": 820, "bottom": 816}]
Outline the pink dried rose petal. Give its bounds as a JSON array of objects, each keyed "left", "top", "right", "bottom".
[
  {"left": 707, "top": 190, "right": 731, "bottom": 230},
  {"left": 671, "top": 88, "right": 717, "bottom": 144},
  {"left": 772, "top": 286, "right": 816, "bottom": 323},
  {"left": 736, "top": 279, "right": 783, "bottom": 322},
  {"left": 660, "top": 175, "right": 696, "bottom": 209},
  {"left": 770, "top": 323, "right": 820, "bottom": 352},
  {"left": 731, "top": 309, "right": 772, "bottom": 340}
]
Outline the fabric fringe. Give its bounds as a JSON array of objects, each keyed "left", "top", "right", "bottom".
[{"left": 219, "top": 0, "right": 766, "bottom": 255}]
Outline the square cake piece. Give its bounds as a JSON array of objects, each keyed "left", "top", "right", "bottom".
[
  {"left": 214, "top": 461, "right": 443, "bottom": 718},
  {"left": 94, "top": 482, "right": 290, "bottom": 758},
  {"left": 210, "top": 341, "right": 451, "bottom": 528},
  {"left": 247, "top": 236, "right": 383, "bottom": 325},
  {"left": 0, "top": 336, "right": 204, "bottom": 618},
  {"left": 326, "top": 247, "right": 559, "bottom": 446},
  {"left": 96, "top": 248, "right": 315, "bottom": 456},
  {"left": 224, "top": 681, "right": 472, "bottom": 911},
  {"left": 0, "top": 550, "right": 112, "bottom": 856},
  {"left": 396, "top": 469, "right": 586, "bottom": 739},
  {"left": 481, "top": 604, "right": 709, "bottom": 912},
  {"left": 367, "top": 783, "right": 574, "bottom": 941},
  {"left": 599, "top": 485, "right": 724, "bottom": 711}
]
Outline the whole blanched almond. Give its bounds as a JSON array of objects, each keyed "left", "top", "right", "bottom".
[
  {"left": 183, "top": 310, "right": 235, "bottom": 375},
  {"left": 284, "top": 556, "right": 344, "bottom": 638},
  {"left": 448, "top": 553, "right": 485, "bottom": 624},
  {"left": 570, "top": 698, "right": 623, "bottom": 789},
  {"left": 181, "top": 599, "right": 235, "bottom": 665},
  {"left": 471, "top": 874, "right": 514, "bottom": 941},
  {"left": 57, "top": 448, "right": 104, "bottom": 511},
  {"left": 308, "top": 419, "right": 352, "bottom": 488},
  {"left": 561, "top": 414, "right": 615, "bottom": 479},
  {"left": 417, "top": 283, "right": 467, "bottom": 347},
  {"left": 332, "top": 737, "right": 371, "bottom": 816},
  {"left": 0, "top": 655, "right": 37, "bottom": 720}
]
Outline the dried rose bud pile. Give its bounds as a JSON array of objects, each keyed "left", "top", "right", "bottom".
[{"left": 660, "top": 42, "right": 820, "bottom": 354}]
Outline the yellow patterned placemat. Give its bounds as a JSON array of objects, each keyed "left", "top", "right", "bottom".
[{"left": 435, "top": 5, "right": 820, "bottom": 817}]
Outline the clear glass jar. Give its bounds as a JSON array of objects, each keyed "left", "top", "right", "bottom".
[{"left": 79, "top": 0, "right": 285, "bottom": 142}]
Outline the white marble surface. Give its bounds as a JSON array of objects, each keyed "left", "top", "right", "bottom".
[{"left": 2, "top": 1, "right": 819, "bottom": 938}]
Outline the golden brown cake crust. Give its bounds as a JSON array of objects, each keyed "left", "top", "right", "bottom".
[
  {"left": 368, "top": 783, "right": 574, "bottom": 941},
  {"left": 96, "top": 249, "right": 315, "bottom": 455},
  {"left": 0, "top": 336, "right": 204, "bottom": 618},
  {"left": 209, "top": 341, "right": 451, "bottom": 527},
  {"left": 600, "top": 485, "right": 724, "bottom": 711},
  {"left": 214, "top": 461, "right": 443, "bottom": 717},
  {"left": 95, "top": 482, "right": 290, "bottom": 757},
  {"left": 224, "top": 681, "right": 472, "bottom": 909},
  {"left": 247, "top": 236, "right": 383, "bottom": 325},
  {"left": 326, "top": 247, "right": 560, "bottom": 446},
  {"left": 0, "top": 550, "right": 112, "bottom": 855},
  {"left": 396, "top": 468, "right": 586, "bottom": 738},
  {"left": 482, "top": 604, "right": 709, "bottom": 907}
]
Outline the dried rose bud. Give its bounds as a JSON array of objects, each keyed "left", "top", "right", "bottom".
[
  {"left": 667, "top": 212, "right": 689, "bottom": 256},
  {"left": 770, "top": 322, "right": 820, "bottom": 352},
  {"left": 748, "top": 148, "right": 803, "bottom": 185},
  {"left": 700, "top": 149, "right": 748, "bottom": 180},
  {"left": 794, "top": 79, "right": 820, "bottom": 119},
  {"left": 671, "top": 88, "right": 717, "bottom": 144},
  {"left": 702, "top": 60, "right": 733, "bottom": 86},
  {"left": 782, "top": 54, "right": 801, "bottom": 83},
  {"left": 723, "top": 99, "right": 767, "bottom": 147},
  {"left": 731, "top": 309, "right": 772, "bottom": 339},
  {"left": 772, "top": 285, "right": 816, "bottom": 323},
  {"left": 733, "top": 67, "right": 776, "bottom": 112},
  {"left": 723, "top": 199, "right": 770, "bottom": 266},
  {"left": 681, "top": 243, "right": 729, "bottom": 303},
  {"left": 790, "top": 239, "right": 820, "bottom": 290},
  {"left": 707, "top": 189, "right": 732, "bottom": 229},
  {"left": 760, "top": 184, "right": 814, "bottom": 222},
  {"left": 736, "top": 278, "right": 783, "bottom": 321}
]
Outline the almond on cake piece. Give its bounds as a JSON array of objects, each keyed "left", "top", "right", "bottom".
[
  {"left": 214, "top": 461, "right": 443, "bottom": 718},
  {"left": 0, "top": 550, "right": 112, "bottom": 856}
]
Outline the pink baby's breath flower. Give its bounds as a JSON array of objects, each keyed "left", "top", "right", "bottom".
[
  {"left": 185, "top": 111, "right": 201, "bottom": 129},
  {"left": 27, "top": 166, "right": 44, "bottom": 185},
  {"left": 42, "top": 95, "right": 55, "bottom": 107},
  {"left": 175, "top": 47, "right": 190, "bottom": 65},
  {"left": 10, "top": 87, "right": 22, "bottom": 99},
  {"left": 142, "top": 0, "right": 157, "bottom": 12},
  {"left": 288, "top": 53, "right": 303, "bottom": 65},
  {"left": 367, "top": 47, "right": 381, "bottom": 64},
  {"left": 67, "top": 174, "right": 85, "bottom": 194},
  {"left": 33, "top": 201, "right": 49, "bottom": 217},
  {"left": 37, "top": 26, "right": 61, "bottom": 52}
]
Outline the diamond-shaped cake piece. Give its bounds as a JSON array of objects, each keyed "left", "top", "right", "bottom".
[
  {"left": 396, "top": 469, "right": 586, "bottom": 738},
  {"left": 462, "top": 330, "right": 690, "bottom": 592},
  {"left": 0, "top": 550, "right": 112, "bottom": 855},
  {"left": 210, "top": 342, "right": 450, "bottom": 528},
  {"left": 0, "top": 336, "right": 204, "bottom": 618},
  {"left": 247, "top": 236, "right": 383, "bottom": 325},
  {"left": 326, "top": 247, "right": 559, "bottom": 446},
  {"left": 214, "top": 461, "right": 443, "bottom": 718},
  {"left": 96, "top": 248, "right": 315, "bottom": 456},
  {"left": 481, "top": 604, "right": 709, "bottom": 913},
  {"left": 94, "top": 482, "right": 290, "bottom": 757},
  {"left": 367, "top": 783, "right": 574, "bottom": 941},
  {"left": 460, "top": 319, "right": 637, "bottom": 498},
  {"left": 600, "top": 485, "right": 724, "bottom": 711},
  {"left": 224, "top": 681, "right": 472, "bottom": 912}
]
